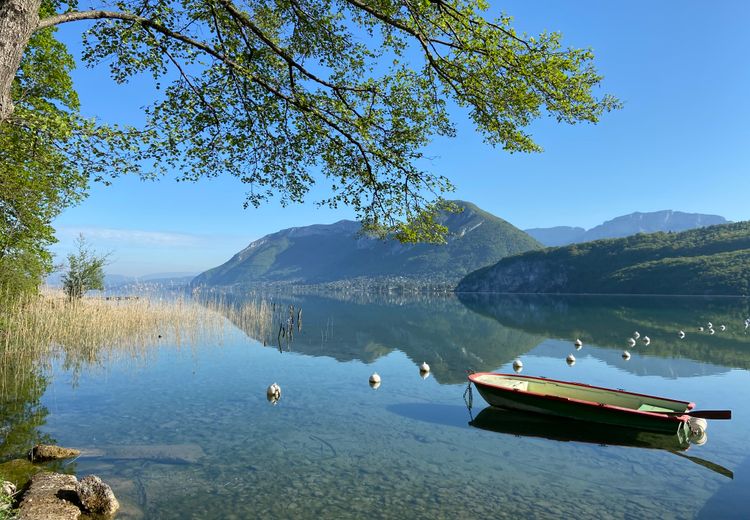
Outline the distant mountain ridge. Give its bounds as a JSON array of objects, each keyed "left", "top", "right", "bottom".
[
  {"left": 526, "top": 210, "right": 728, "bottom": 246},
  {"left": 457, "top": 221, "right": 750, "bottom": 296},
  {"left": 192, "top": 201, "right": 541, "bottom": 287}
]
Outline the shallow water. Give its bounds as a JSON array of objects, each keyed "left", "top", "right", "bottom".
[{"left": 3, "top": 293, "right": 750, "bottom": 518}]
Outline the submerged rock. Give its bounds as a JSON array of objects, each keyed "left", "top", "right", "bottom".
[
  {"left": 17, "top": 472, "right": 81, "bottom": 520},
  {"left": 77, "top": 475, "right": 119, "bottom": 516},
  {"left": 81, "top": 443, "right": 206, "bottom": 464},
  {"left": 28, "top": 444, "right": 81, "bottom": 462}
]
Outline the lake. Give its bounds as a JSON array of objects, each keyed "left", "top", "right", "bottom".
[{"left": 2, "top": 292, "right": 749, "bottom": 518}]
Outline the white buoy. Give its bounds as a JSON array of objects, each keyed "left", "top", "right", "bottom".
[
  {"left": 266, "top": 383, "right": 281, "bottom": 404},
  {"left": 709, "top": 328, "right": 715, "bottom": 335},
  {"left": 678, "top": 330, "right": 685, "bottom": 339},
  {"left": 633, "top": 331, "right": 640, "bottom": 340},
  {"left": 707, "top": 322, "right": 713, "bottom": 329},
  {"left": 512, "top": 359, "right": 523, "bottom": 373},
  {"left": 574, "top": 339, "right": 583, "bottom": 348},
  {"left": 689, "top": 416, "right": 708, "bottom": 433},
  {"left": 688, "top": 417, "right": 709, "bottom": 445},
  {"left": 699, "top": 326, "right": 704, "bottom": 332},
  {"left": 622, "top": 351, "right": 631, "bottom": 360},
  {"left": 419, "top": 361, "right": 430, "bottom": 374},
  {"left": 369, "top": 372, "right": 381, "bottom": 385},
  {"left": 628, "top": 337, "right": 636, "bottom": 347},
  {"left": 566, "top": 354, "right": 576, "bottom": 366},
  {"left": 720, "top": 324, "right": 726, "bottom": 331},
  {"left": 643, "top": 336, "right": 651, "bottom": 346}
]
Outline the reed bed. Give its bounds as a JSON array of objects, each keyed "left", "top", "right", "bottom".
[{"left": 0, "top": 289, "right": 278, "bottom": 398}]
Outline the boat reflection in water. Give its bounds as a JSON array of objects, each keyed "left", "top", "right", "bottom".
[{"left": 469, "top": 406, "right": 732, "bottom": 479}]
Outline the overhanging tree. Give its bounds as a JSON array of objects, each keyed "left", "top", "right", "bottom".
[{"left": 1, "top": 0, "right": 618, "bottom": 269}]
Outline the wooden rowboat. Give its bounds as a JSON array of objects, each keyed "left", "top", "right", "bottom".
[{"left": 468, "top": 372, "right": 730, "bottom": 433}]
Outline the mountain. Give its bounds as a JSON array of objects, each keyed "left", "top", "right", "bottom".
[
  {"left": 523, "top": 226, "right": 586, "bottom": 247},
  {"left": 457, "top": 221, "right": 750, "bottom": 296},
  {"left": 192, "top": 201, "right": 541, "bottom": 287},
  {"left": 526, "top": 210, "right": 728, "bottom": 246}
]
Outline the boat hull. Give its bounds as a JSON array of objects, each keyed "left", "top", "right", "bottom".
[{"left": 469, "top": 373, "right": 692, "bottom": 433}]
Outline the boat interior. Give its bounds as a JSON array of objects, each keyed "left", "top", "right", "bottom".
[{"left": 472, "top": 374, "right": 687, "bottom": 413}]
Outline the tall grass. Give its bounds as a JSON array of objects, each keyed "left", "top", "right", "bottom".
[{"left": 0, "top": 289, "right": 277, "bottom": 398}]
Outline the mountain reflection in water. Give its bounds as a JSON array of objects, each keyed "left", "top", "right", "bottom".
[{"left": 205, "top": 291, "right": 750, "bottom": 380}]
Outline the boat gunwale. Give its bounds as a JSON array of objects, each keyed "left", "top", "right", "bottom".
[{"left": 468, "top": 372, "right": 695, "bottom": 423}]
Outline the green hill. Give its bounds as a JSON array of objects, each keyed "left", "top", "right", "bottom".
[
  {"left": 457, "top": 221, "right": 750, "bottom": 295},
  {"left": 193, "top": 201, "right": 541, "bottom": 287}
]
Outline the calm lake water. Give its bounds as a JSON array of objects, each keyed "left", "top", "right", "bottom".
[{"left": 3, "top": 293, "right": 750, "bottom": 518}]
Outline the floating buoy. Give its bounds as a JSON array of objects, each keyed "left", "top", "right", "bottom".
[
  {"left": 574, "top": 339, "right": 583, "bottom": 348},
  {"left": 628, "top": 337, "right": 636, "bottom": 347},
  {"left": 633, "top": 331, "right": 640, "bottom": 340},
  {"left": 643, "top": 336, "right": 651, "bottom": 346},
  {"left": 512, "top": 359, "right": 523, "bottom": 373},
  {"left": 709, "top": 328, "right": 715, "bottom": 335},
  {"left": 688, "top": 417, "right": 709, "bottom": 445},
  {"left": 419, "top": 362, "right": 430, "bottom": 374},
  {"left": 689, "top": 416, "right": 708, "bottom": 433},
  {"left": 678, "top": 330, "right": 685, "bottom": 339},
  {"left": 698, "top": 326, "right": 704, "bottom": 332},
  {"left": 266, "top": 383, "right": 281, "bottom": 404},
  {"left": 622, "top": 351, "right": 631, "bottom": 360},
  {"left": 369, "top": 373, "right": 381, "bottom": 389},
  {"left": 720, "top": 324, "right": 726, "bottom": 331},
  {"left": 566, "top": 354, "right": 576, "bottom": 366}
]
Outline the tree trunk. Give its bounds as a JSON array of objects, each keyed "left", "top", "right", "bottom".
[{"left": 0, "top": 0, "right": 41, "bottom": 122}]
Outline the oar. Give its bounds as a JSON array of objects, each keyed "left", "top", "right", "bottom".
[{"left": 666, "top": 410, "right": 732, "bottom": 420}]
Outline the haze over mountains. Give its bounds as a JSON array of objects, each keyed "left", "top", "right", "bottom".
[
  {"left": 525, "top": 210, "right": 728, "bottom": 246},
  {"left": 192, "top": 201, "right": 541, "bottom": 287}
]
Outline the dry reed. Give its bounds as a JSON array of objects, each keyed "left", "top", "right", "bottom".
[{"left": 0, "top": 289, "right": 277, "bottom": 397}]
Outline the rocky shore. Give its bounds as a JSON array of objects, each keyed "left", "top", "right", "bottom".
[{"left": 0, "top": 445, "right": 119, "bottom": 519}]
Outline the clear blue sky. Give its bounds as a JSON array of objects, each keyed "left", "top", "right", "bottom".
[{"left": 50, "top": 1, "right": 750, "bottom": 276}]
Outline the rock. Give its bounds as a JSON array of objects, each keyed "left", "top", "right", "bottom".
[
  {"left": 17, "top": 472, "right": 81, "bottom": 520},
  {"left": 76, "top": 475, "right": 119, "bottom": 516},
  {"left": 28, "top": 444, "right": 81, "bottom": 462},
  {"left": 1, "top": 480, "right": 16, "bottom": 497}
]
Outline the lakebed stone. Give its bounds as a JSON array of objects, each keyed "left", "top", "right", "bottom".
[
  {"left": 76, "top": 475, "right": 119, "bottom": 516},
  {"left": 28, "top": 445, "right": 81, "bottom": 462}
]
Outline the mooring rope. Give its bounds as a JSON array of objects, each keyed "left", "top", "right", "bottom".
[{"left": 463, "top": 369, "right": 476, "bottom": 421}]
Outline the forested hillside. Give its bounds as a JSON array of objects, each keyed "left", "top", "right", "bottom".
[{"left": 458, "top": 221, "right": 750, "bottom": 295}]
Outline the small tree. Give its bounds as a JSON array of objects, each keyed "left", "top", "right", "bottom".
[{"left": 62, "top": 235, "right": 107, "bottom": 300}]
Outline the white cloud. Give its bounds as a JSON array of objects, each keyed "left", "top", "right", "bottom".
[{"left": 56, "top": 227, "right": 202, "bottom": 247}]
